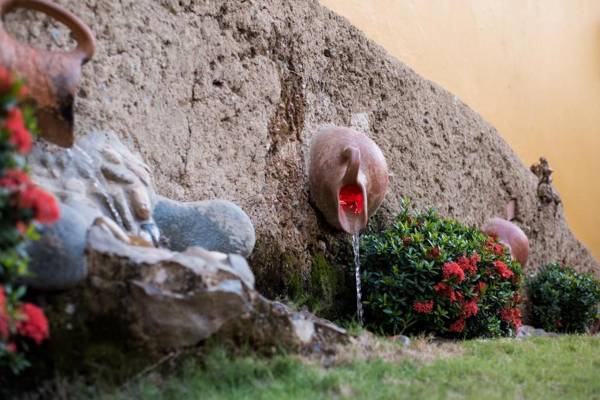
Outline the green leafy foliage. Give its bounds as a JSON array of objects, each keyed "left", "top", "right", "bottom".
[
  {"left": 361, "top": 199, "right": 523, "bottom": 338},
  {"left": 527, "top": 263, "right": 600, "bottom": 333}
]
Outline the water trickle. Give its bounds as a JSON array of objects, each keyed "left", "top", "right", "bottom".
[
  {"left": 352, "top": 233, "right": 363, "bottom": 324},
  {"left": 73, "top": 145, "right": 124, "bottom": 228}
]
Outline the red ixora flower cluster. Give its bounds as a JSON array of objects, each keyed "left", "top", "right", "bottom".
[
  {"left": 413, "top": 300, "right": 434, "bottom": 314},
  {"left": 0, "top": 167, "right": 60, "bottom": 225},
  {"left": 485, "top": 235, "right": 505, "bottom": 256},
  {"left": 500, "top": 307, "right": 522, "bottom": 330},
  {"left": 0, "top": 287, "right": 8, "bottom": 340},
  {"left": 1, "top": 288, "right": 50, "bottom": 348},
  {"left": 434, "top": 282, "right": 461, "bottom": 303},
  {"left": 432, "top": 254, "right": 487, "bottom": 333},
  {"left": 449, "top": 318, "right": 466, "bottom": 333},
  {"left": 442, "top": 262, "right": 465, "bottom": 282},
  {"left": 456, "top": 253, "right": 480, "bottom": 275},
  {"left": 16, "top": 303, "right": 49, "bottom": 345},
  {"left": 0, "top": 75, "right": 60, "bottom": 226},
  {"left": 493, "top": 260, "right": 514, "bottom": 279},
  {"left": 0, "top": 67, "right": 32, "bottom": 154},
  {"left": 5, "top": 107, "right": 32, "bottom": 154}
]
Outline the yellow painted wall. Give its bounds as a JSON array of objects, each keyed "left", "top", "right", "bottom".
[{"left": 320, "top": 0, "right": 600, "bottom": 260}]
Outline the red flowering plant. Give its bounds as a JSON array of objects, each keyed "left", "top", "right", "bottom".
[
  {"left": 361, "top": 199, "right": 523, "bottom": 338},
  {"left": 0, "top": 68, "right": 57, "bottom": 374}
]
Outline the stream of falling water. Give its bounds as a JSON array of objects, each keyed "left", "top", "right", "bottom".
[
  {"left": 72, "top": 145, "right": 124, "bottom": 228},
  {"left": 352, "top": 233, "right": 363, "bottom": 324}
]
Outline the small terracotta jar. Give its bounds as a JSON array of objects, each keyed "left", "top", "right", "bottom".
[
  {"left": 308, "top": 126, "right": 389, "bottom": 234},
  {"left": 0, "top": 0, "right": 95, "bottom": 147},
  {"left": 482, "top": 217, "right": 529, "bottom": 266}
]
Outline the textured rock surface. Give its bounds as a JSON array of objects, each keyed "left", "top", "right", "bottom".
[
  {"left": 9, "top": 0, "right": 598, "bottom": 297},
  {"left": 85, "top": 225, "right": 347, "bottom": 353}
]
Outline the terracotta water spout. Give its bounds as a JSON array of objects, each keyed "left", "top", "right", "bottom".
[
  {"left": 309, "top": 126, "right": 389, "bottom": 234},
  {"left": 0, "top": 0, "right": 95, "bottom": 147},
  {"left": 482, "top": 216, "right": 529, "bottom": 267}
]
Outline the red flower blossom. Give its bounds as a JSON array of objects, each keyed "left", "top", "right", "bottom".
[
  {"left": 18, "top": 185, "right": 60, "bottom": 224},
  {"left": 5, "top": 108, "right": 32, "bottom": 154},
  {"left": 0, "top": 169, "right": 30, "bottom": 190},
  {"left": 0, "top": 67, "right": 11, "bottom": 91},
  {"left": 434, "top": 282, "right": 449, "bottom": 293},
  {"left": 426, "top": 246, "right": 441, "bottom": 260},
  {"left": 0, "top": 286, "right": 5, "bottom": 313},
  {"left": 457, "top": 255, "right": 477, "bottom": 275},
  {"left": 485, "top": 236, "right": 506, "bottom": 256},
  {"left": 449, "top": 318, "right": 466, "bottom": 333},
  {"left": 0, "top": 295, "right": 7, "bottom": 338},
  {"left": 434, "top": 282, "right": 462, "bottom": 303},
  {"left": 0, "top": 287, "right": 8, "bottom": 340},
  {"left": 454, "top": 291, "right": 464, "bottom": 303},
  {"left": 462, "top": 300, "right": 479, "bottom": 318},
  {"left": 500, "top": 307, "right": 522, "bottom": 330},
  {"left": 16, "top": 303, "right": 49, "bottom": 345},
  {"left": 16, "top": 221, "right": 28, "bottom": 234},
  {"left": 0, "top": 317, "right": 8, "bottom": 340},
  {"left": 476, "top": 281, "right": 487, "bottom": 293},
  {"left": 402, "top": 236, "right": 413, "bottom": 246},
  {"left": 493, "top": 260, "right": 514, "bottom": 279},
  {"left": 17, "top": 85, "right": 29, "bottom": 99},
  {"left": 442, "top": 262, "right": 465, "bottom": 283},
  {"left": 413, "top": 300, "right": 434, "bottom": 314}
]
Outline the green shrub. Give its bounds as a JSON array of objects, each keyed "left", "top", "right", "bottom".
[
  {"left": 527, "top": 263, "right": 600, "bottom": 333},
  {"left": 361, "top": 200, "right": 523, "bottom": 338}
]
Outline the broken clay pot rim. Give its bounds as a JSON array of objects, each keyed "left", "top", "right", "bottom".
[{"left": 0, "top": 0, "right": 96, "bottom": 62}]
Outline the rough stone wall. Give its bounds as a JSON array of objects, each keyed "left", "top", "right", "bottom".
[{"left": 8, "top": 0, "right": 598, "bottom": 300}]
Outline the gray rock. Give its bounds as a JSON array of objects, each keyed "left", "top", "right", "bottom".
[
  {"left": 25, "top": 203, "right": 91, "bottom": 290},
  {"left": 516, "top": 325, "right": 559, "bottom": 338},
  {"left": 153, "top": 196, "right": 256, "bottom": 257},
  {"left": 85, "top": 225, "right": 346, "bottom": 353},
  {"left": 396, "top": 335, "right": 411, "bottom": 347}
]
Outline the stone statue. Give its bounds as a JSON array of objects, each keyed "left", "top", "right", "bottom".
[
  {"left": 530, "top": 157, "right": 561, "bottom": 205},
  {"left": 26, "top": 131, "right": 256, "bottom": 290}
]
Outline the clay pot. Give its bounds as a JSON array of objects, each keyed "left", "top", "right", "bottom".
[
  {"left": 0, "top": 0, "right": 95, "bottom": 147},
  {"left": 482, "top": 217, "right": 529, "bottom": 266},
  {"left": 309, "top": 126, "right": 388, "bottom": 234}
]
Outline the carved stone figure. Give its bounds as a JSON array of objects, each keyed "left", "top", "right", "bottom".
[
  {"left": 26, "top": 131, "right": 255, "bottom": 289},
  {"left": 530, "top": 157, "right": 561, "bottom": 205}
]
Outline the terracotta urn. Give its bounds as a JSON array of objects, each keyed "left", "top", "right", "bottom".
[
  {"left": 0, "top": 0, "right": 95, "bottom": 147},
  {"left": 308, "top": 126, "right": 389, "bottom": 234},
  {"left": 482, "top": 217, "right": 529, "bottom": 266}
]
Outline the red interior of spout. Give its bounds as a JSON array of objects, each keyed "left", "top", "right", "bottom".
[{"left": 339, "top": 185, "right": 364, "bottom": 215}]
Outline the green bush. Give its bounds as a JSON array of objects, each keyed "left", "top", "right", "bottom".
[
  {"left": 527, "top": 263, "right": 600, "bottom": 333},
  {"left": 361, "top": 200, "right": 523, "bottom": 338}
]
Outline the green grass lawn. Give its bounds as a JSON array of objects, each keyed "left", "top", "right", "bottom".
[{"left": 98, "top": 335, "right": 600, "bottom": 400}]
